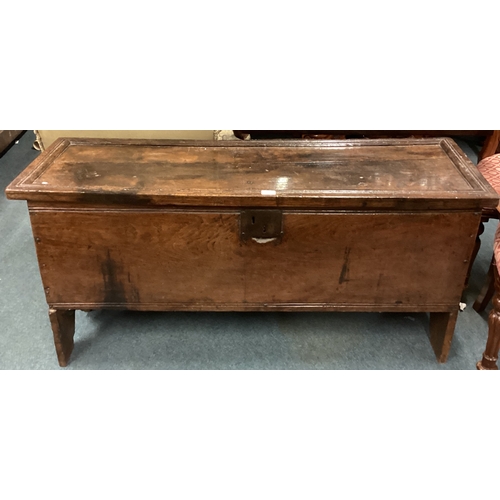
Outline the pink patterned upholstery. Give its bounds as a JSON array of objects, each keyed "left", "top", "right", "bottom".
[{"left": 478, "top": 154, "right": 500, "bottom": 198}]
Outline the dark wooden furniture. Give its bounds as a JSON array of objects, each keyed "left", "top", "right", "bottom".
[
  {"left": 234, "top": 131, "right": 500, "bottom": 162},
  {"left": 477, "top": 269, "right": 500, "bottom": 369},
  {"left": 472, "top": 154, "right": 500, "bottom": 370},
  {"left": 472, "top": 154, "right": 500, "bottom": 312},
  {"left": 5, "top": 138, "right": 498, "bottom": 367},
  {"left": 0, "top": 130, "right": 23, "bottom": 156},
  {"left": 477, "top": 224, "right": 500, "bottom": 370},
  {"left": 479, "top": 131, "right": 500, "bottom": 161}
]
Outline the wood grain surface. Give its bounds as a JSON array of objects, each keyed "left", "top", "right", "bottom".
[
  {"left": 7, "top": 137, "right": 493, "bottom": 366},
  {"left": 6, "top": 138, "right": 498, "bottom": 210},
  {"left": 48, "top": 308, "right": 75, "bottom": 367},
  {"left": 29, "top": 207, "right": 479, "bottom": 311}
]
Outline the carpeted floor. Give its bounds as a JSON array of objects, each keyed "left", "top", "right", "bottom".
[{"left": 0, "top": 132, "right": 495, "bottom": 369}]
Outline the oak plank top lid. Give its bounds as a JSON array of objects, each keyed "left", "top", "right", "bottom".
[{"left": 5, "top": 137, "right": 499, "bottom": 210}]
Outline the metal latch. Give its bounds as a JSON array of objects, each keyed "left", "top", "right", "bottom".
[{"left": 240, "top": 210, "right": 283, "bottom": 241}]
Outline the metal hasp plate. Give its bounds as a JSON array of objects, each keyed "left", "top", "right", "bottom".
[{"left": 240, "top": 210, "right": 283, "bottom": 240}]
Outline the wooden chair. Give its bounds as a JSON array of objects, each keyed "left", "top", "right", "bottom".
[
  {"left": 477, "top": 222, "right": 500, "bottom": 369},
  {"left": 479, "top": 131, "right": 500, "bottom": 162},
  {"left": 474, "top": 154, "right": 500, "bottom": 369},
  {"left": 472, "top": 154, "right": 500, "bottom": 312}
]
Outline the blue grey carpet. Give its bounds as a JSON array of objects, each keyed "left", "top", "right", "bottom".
[{"left": 0, "top": 133, "right": 494, "bottom": 369}]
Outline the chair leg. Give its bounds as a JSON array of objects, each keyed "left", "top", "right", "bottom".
[
  {"left": 477, "top": 264, "right": 500, "bottom": 369},
  {"left": 473, "top": 255, "right": 496, "bottom": 312},
  {"left": 478, "top": 130, "right": 500, "bottom": 162},
  {"left": 465, "top": 220, "right": 486, "bottom": 288}
]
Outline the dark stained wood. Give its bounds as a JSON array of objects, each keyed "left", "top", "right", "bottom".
[
  {"left": 48, "top": 308, "right": 75, "bottom": 367},
  {"left": 301, "top": 133, "right": 346, "bottom": 140},
  {"left": 473, "top": 256, "right": 496, "bottom": 313},
  {"left": 0, "top": 130, "right": 23, "bottom": 156},
  {"left": 429, "top": 311, "right": 458, "bottom": 363},
  {"left": 478, "top": 130, "right": 500, "bottom": 162},
  {"left": 5, "top": 137, "right": 498, "bottom": 211},
  {"left": 467, "top": 137, "right": 500, "bottom": 301},
  {"left": 29, "top": 208, "right": 479, "bottom": 311},
  {"left": 6, "top": 138, "right": 498, "bottom": 366},
  {"left": 466, "top": 220, "right": 486, "bottom": 289},
  {"left": 234, "top": 131, "right": 492, "bottom": 140},
  {"left": 477, "top": 265, "right": 500, "bottom": 370},
  {"left": 236, "top": 131, "right": 499, "bottom": 166}
]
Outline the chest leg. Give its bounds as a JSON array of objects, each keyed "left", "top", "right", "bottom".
[{"left": 49, "top": 308, "right": 75, "bottom": 367}]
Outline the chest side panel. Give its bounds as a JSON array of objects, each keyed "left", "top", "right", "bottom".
[{"left": 29, "top": 208, "right": 479, "bottom": 311}]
